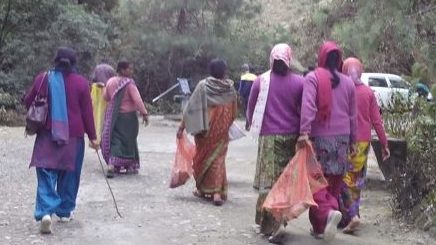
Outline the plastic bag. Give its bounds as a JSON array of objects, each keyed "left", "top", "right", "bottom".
[
  {"left": 169, "top": 132, "right": 196, "bottom": 188},
  {"left": 262, "top": 142, "right": 328, "bottom": 221},
  {"left": 228, "top": 122, "right": 246, "bottom": 141}
]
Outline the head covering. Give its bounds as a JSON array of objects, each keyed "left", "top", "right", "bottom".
[
  {"left": 91, "top": 63, "right": 116, "bottom": 85},
  {"left": 54, "top": 47, "right": 77, "bottom": 66},
  {"left": 315, "top": 41, "right": 343, "bottom": 122},
  {"left": 269, "top": 43, "right": 292, "bottom": 69},
  {"left": 241, "top": 64, "right": 250, "bottom": 73},
  {"left": 343, "top": 57, "right": 364, "bottom": 85},
  {"left": 317, "top": 41, "right": 342, "bottom": 69}
]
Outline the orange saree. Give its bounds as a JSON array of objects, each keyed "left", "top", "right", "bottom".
[{"left": 193, "top": 102, "right": 237, "bottom": 199}]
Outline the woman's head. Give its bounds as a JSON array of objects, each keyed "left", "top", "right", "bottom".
[
  {"left": 269, "top": 43, "right": 292, "bottom": 76},
  {"left": 318, "top": 41, "right": 343, "bottom": 88},
  {"left": 54, "top": 47, "right": 77, "bottom": 73},
  {"left": 343, "top": 57, "right": 364, "bottom": 84},
  {"left": 208, "top": 59, "right": 227, "bottom": 79},
  {"left": 117, "top": 60, "right": 134, "bottom": 78},
  {"left": 317, "top": 41, "right": 342, "bottom": 70}
]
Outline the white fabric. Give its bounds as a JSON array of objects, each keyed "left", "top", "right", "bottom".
[
  {"left": 250, "top": 71, "right": 271, "bottom": 137},
  {"left": 228, "top": 122, "right": 246, "bottom": 141}
]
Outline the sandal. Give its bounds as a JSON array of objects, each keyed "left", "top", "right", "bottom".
[{"left": 193, "top": 190, "right": 205, "bottom": 199}]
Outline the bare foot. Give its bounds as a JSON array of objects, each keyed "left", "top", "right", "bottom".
[
  {"left": 213, "top": 193, "right": 224, "bottom": 206},
  {"left": 343, "top": 216, "right": 361, "bottom": 234}
]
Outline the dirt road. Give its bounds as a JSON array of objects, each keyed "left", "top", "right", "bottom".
[{"left": 0, "top": 118, "right": 433, "bottom": 245}]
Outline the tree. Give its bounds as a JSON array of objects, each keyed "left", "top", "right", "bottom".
[{"left": 0, "top": 0, "right": 111, "bottom": 108}]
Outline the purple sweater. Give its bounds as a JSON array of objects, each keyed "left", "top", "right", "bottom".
[
  {"left": 300, "top": 71, "right": 357, "bottom": 142},
  {"left": 24, "top": 72, "right": 97, "bottom": 140},
  {"left": 247, "top": 72, "right": 304, "bottom": 136}
]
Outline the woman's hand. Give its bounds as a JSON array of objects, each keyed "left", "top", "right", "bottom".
[
  {"left": 142, "top": 114, "right": 149, "bottom": 127},
  {"left": 349, "top": 143, "right": 358, "bottom": 157},
  {"left": 382, "top": 146, "right": 390, "bottom": 161},
  {"left": 89, "top": 139, "right": 100, "bottom": 150},
  {"left": 296, "top": 134, "right": 309, "bottom": 150},
  {"left": 177, "top": 126, "right": 184, "bottom": 139}
]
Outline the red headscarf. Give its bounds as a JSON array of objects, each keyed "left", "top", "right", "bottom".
[{"left": 314, "top": 41, "right": 343, "bottom": 122}]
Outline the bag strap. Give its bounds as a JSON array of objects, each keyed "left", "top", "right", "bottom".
[{"left": 35, "top": 71, "right": 48, "bottom": 97}]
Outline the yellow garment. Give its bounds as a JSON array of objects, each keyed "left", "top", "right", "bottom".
[
  {"left": 90, "top": 84, "right": 107, "bottom": 145},
  {"left": 344, "top": 142, "right": 369, "bottom": 187},
  {"left": 348, "top": 141, "right": 370, "bottom": 172},
  {"left": 240, "top": 73, "right": 257, "bottom": 81}
]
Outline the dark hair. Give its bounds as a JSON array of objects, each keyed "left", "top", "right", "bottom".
[
  {"left": 326, "top": 51, "right": 340, "bottom": 88},
  {"left": 241, "top": 63, "right": 250, "bottom": 73},
  {"left": 208, "top": 59, "right": 227, "bottom": 79},
  {"left": 303, "top": 66, "right": 315, "bottom": 76},
  {"left": 117, "top": 60, "right": 131, "bottom": 73},
  {"left": 54, "top": 47, "right": 77, "bottom": 73},
  {"left": 271, "top": 60, "right": 289, "bottom": 76}
]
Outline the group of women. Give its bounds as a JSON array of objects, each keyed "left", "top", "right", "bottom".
[
  {"left": 24, "top": 47, "right": 147, "bottom": 233},
  {"left": 248, "top": 42, "right": 390, "bottom": 243},
  {"left": 178, "top": 41, "right": 390, "bottom": 243},
  {"left": 25, "top": 42, "right": 390, "bottom": 243}
]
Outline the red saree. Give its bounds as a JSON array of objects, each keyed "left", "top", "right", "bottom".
[{"left": 193, "top": 102, "right": 236, "bottom": 199}]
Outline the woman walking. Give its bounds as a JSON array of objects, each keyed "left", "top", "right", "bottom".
[
  {"left": 340, "top": 57, "right": 390, "bottom": 233},
  {"left": 246, "top": 43, "right": 304, "bottom": 242},
  {"left": 102, "top": 61, "right": 148, "bottom": 178},
  {"left": 298, "top": 41, "right": 357, "bottom": 241},
  {"left": 90, "top": 62, "right": 116, "bottom": 147},
  {"left": 177, "top": 59, "right": 237, "bottom": 206},
  {"left": 24, "top": 47, "right": 98, "bottom": 234}
]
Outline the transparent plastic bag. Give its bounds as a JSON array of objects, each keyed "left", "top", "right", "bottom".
[
  {"left": 263, "top": 142, "right": 328, "bottom": 221},
  {"left": 169, "top": 132, "right": 196, "bottom": 188}
]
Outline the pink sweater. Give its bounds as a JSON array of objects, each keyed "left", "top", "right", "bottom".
[
  {"left": 104, "top": 77, "right": 148, "bottom": 115},
  {"left": 300, "top": 72, "right": 357, "bottom": 143},
  {"left": 247, "top": 72, "right": 304, "bottom": 135},
  {"left": 355, "top": 84, "right": 388, "bottom": 147}
]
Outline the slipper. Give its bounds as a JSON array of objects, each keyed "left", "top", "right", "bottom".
[
  {"left": 106, "top": 165, "right": 115, "bottom": 178},
  {"left": 193, "top": 190, "right": 205, "bottom": 198},
  {"left": 323, "top": 210, "right": 342, "bottom": 241},
  {"left": 268, "top": 224, "right": 285, "bottom": 244}
]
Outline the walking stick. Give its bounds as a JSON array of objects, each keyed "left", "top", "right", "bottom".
[{"left": 95, "top": 149, "right": 123, "bottom": 218}]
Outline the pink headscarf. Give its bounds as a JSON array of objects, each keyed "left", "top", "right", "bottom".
[
  {"left": 269, "top": 43, "right": 293, "bottom": 69},
  {"left": 343, "top": 57, "right": 364, "bottom": 85}
]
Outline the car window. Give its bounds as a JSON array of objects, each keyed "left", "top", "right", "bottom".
[
  {"left": 390, "top": 78, "right": 409, "bottom": 89},
  {"left": 368, "top": 77, "right": 388, "bottom": 87}
]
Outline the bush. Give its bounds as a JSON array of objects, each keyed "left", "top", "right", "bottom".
[
  {"left": 0, "top": 106, "right": 25, "bottom": 126},
  {"left": 385, "top": 96, "right": 436, "bottom": 219}
]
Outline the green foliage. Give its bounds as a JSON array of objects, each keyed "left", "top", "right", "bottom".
[
  {"left": 0, "top": 106, "right": 24, "bottom": 126},
  {"left": 0, "top": 0, "right": 111, "bottom": 97},
  {"left": 110, "top": 0, "right": 276, "bottom": 101},
  {"left": 301, "top": 0, "right": 435, "bottom": 79},
  {"left": 383, "top": 94, "right": 436, "bottom": 215}
]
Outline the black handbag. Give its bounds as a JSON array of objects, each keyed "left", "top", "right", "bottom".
[{"left": 25, "top": 72, "right": 48, "bottom": 136}]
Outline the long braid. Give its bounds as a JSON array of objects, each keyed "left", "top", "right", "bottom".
[{"left": 326, "top": 51, "right": 341, "bottom": 88}]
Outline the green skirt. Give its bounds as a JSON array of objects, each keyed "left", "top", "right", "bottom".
[{"left": 254, "top": 134, "right": 297, "bottom": 235}]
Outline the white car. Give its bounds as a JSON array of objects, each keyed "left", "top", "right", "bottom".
[{"left": 360, "top": 73, "right": 411, "bottom": 108}]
